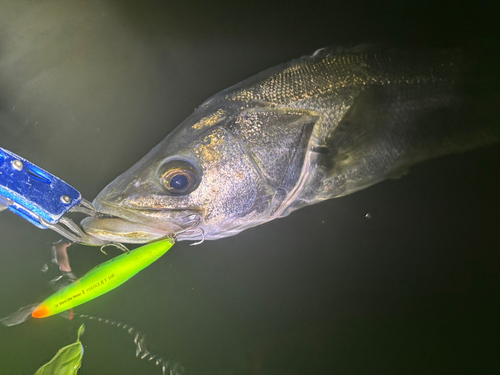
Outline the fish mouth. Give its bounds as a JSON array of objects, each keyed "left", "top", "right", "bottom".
[
  {"left": 81, "top": 216, "right": 172, "bottom": 243},
  {"left": 81, "top": 202, "right": 197, "bottom": 244}
]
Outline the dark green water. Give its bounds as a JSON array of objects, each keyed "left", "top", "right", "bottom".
[{"left": 0, "top": 1, "right": 499, "bottom": 374}]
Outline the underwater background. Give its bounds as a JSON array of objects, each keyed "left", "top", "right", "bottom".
[{"left": 0, "top": 0, "right": 499, "bottom": 374}]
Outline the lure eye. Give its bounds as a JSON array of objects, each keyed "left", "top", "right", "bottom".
[{"left": 158, "top": 160, "right": 199, "bottom": 195}]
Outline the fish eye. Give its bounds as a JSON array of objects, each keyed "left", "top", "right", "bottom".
[{"left": 158, "top": 160, "right": 200, "bottom": 195}]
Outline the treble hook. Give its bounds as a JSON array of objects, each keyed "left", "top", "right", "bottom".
[
  {"left": 171, "top": 228, "right": 205, "bottom": 245},
  {"left": 183, "top": 228, "right": 205, "bottom": 246},
  {"left": 166, "top": 214, "right": 205, "bottom": 245},
  {"left": 100, "top": 242, "right": 130, "bottom": 256}
]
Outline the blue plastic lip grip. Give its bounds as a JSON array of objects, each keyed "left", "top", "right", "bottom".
[{"left": 0, "top": 147, "right": 81, "bottom": 229}]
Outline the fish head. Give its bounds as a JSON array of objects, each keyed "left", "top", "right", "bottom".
[{"left": 82, "top": 99, "right": 318, "bottom": 243}]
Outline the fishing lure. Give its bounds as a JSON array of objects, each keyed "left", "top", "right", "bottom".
[{"left": 32, "top": 237, "right": 175, "bottom": 319}]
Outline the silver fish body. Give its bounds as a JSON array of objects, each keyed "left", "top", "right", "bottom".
[{"left": 82, "top": 46, "right": 499, "bottom": 243}]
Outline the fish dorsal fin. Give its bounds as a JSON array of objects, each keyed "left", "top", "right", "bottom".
[{"left": 227, "top": 108, "right": 317, "bottom": 191}]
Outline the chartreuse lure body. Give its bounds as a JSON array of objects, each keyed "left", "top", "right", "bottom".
[{"left": 32, "top": 238, "right": 175, "bottom": 318}]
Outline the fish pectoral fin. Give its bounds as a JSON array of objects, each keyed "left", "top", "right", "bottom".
[
  {"left": 386, "top": 167, "right": 409, "bottom": 180},
  {"left": 226, "top": 108, "right": 318, "bottom": 191},
  {"left": 322, "top": 81, "right": 496, "bottom": 196}
]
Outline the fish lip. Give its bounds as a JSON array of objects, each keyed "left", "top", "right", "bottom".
[
  {"left": 92, "top": 200, "right": 202, "bottom": 225},
  {"left": 92, "top": 200, "right": 147, "bottom": 221},
  {"left": 82, "top": 200, "right": 201, "bottom": 243},
  {"left": 81, "top": 216, "right": 172, "bottom": 243}
]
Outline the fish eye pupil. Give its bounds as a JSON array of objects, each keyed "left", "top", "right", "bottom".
[{"left": 170, "top": 174, "right": 189, "bottom": 190}]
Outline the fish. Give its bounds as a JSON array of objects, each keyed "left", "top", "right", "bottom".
[
  {"left": 33, "top": 324, "right": 85, "bottom": 375},
  {"left": 81, "top": 45, "right": 499, "bottom": 243},
  {"left": 32, "top": 238, "right": 174, "bottom": 318}
]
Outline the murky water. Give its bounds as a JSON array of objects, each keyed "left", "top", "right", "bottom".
[{"left": 0, "top": 1, "right": 499, "bottom": 374}]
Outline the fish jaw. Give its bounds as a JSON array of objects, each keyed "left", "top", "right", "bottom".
[
  {"left": 81, "top": 199, "right": 203, "bottom": 243},
  {"left": 81, "top": 216, "right": 171, "bottom": 244}
]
